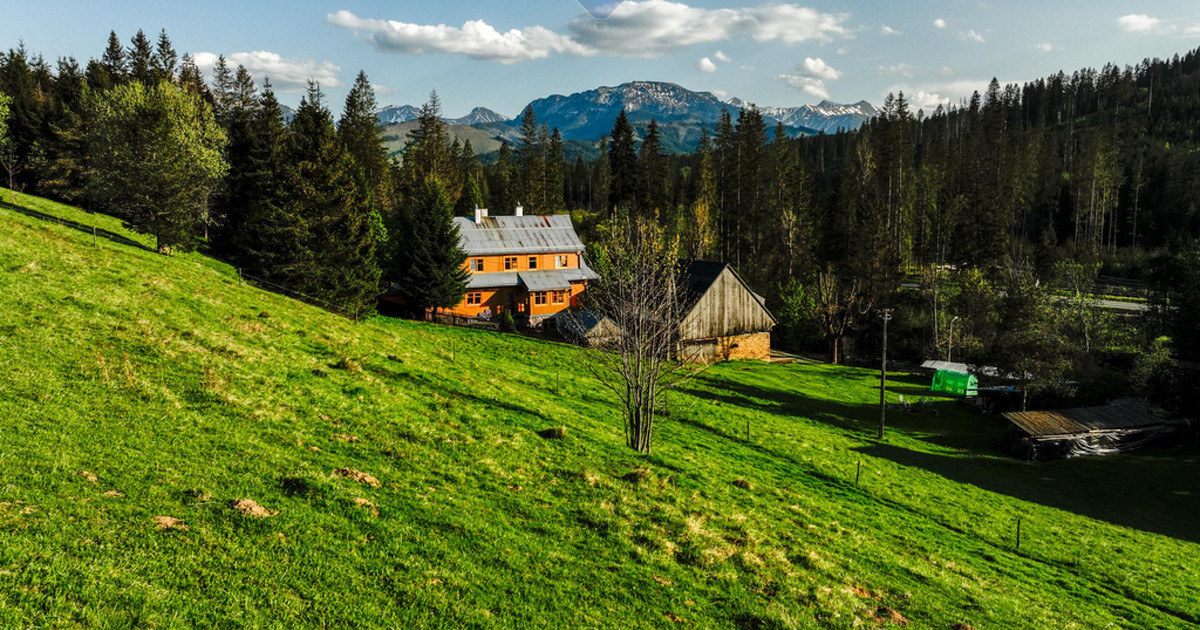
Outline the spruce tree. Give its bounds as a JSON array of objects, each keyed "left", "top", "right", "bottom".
[
  {"left": 399, "top": 91, "right": 452, "bottom": 197},
  {"left": 637, "top": 118, "right": 668, "bottom": 216},
  {"left": 177, "top": 54, "right": 206, "bottom": 96},
  {"left": 100, "top": 31, "right": 126, "bottom": 84},
  {"left": 546, "top": 127, "right": 565, "bottom": 212},
  {"left": 210, "top": 65, "right": 259, "bottom": 256},
  {"left": 339, "top": 70, "right": 391, "bottom": 210},
  {"left": 517, "top": 106, "right": 544, "bottom": 213},
  {"left": 210, "top": 55, "right": 234, "bottom": 122},
  {"left": 153, "top": 29, "right": 177, "bottom": 83},
  {"left": 396, "top": 177, "right": 468, "bottom": 314},
  {"left": 235, "top": 79, "right": 298, "bottom": 279},
  {"left": 128, "top": 30, "right": 154, "bottom": 84},
  {"left": 283, "top": 82, "right": 383, "bottom": 316},
  {"left": 608, "top": 109, "right": 638, "bottom": 213},
  {"left": 593, "top": 136, "right": 611, "bottom": 214}
]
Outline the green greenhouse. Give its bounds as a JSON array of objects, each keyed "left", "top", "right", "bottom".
[{"left": 931, "top": 369, "right": 978, "bottom": 397}]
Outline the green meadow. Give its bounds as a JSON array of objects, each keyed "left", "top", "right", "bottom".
[{"left": 1, "top": 190, "right": 1197, "bottom": 628}]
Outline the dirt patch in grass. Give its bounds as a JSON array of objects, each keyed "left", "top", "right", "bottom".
[
  {"left": 871, "top": 606, "right": 908, "bottom": 626},
  {"left": 847, "top": 586, "right": 878, "bottom": 600},
  {"left": 153, "top": 516, "right": 189, "bottom": 531},
  {"left": 733, "top": 477, "right": 753, "bottom": 490},
  {"left": 231, "top": 499, "right": 278, "bottom": 518},
  {"left": 77, "top": 471, "right": 98, "bottom": 483},
  {"left": 103, "top": 490, "right": 124, "bottom": 498},
  {"left": 332, "top": 434, "right": 359, "bottom": 442},
  {"left": 333, "top": 468, "right": 380, "bottom": 488},
  {"left": 353, "top": 497, "right": 379, "bottom": 517}
]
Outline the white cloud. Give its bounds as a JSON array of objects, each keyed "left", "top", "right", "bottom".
[
  {"left": 696, "top": 56, "right": 718, "bottom": 72},
  {"left": 801, "top": 56, "right": 841, "bottom": 80},
  {"left": 1187, "top": 25, "right": 1200, "bottom": 37},
  {"left": 836, "top": 46, "right": 850, "bottom": 54},
  {"left": 776, "top": 74, "right": 830, "bottom": 99},
  {"left": 193, "top": 51, "right": 342, "bottom": 92},
  {"left": 878, "top": 63, "right": 916, "bottom": 78},
  {"left": 1034, "top": 43, "right": 1059, "bottom": 52},
  {"left": 933, "top": 18, "right": 947, "bottom": 29},
  {"left": 881, "top": 24, "right": 901, "bottom": 35},
  {"left": 326, "top": 10, "right": 587, "bottom": 63},
  {"left": 329, "top": 3, "right": 853, "bottom": 62},
  {"left": 776, "top": 56, "right": 841, "bottom": 99},
  {"left": 567, "top": 1, "right": 852, "bottom": 56},
  {"left": 909, "top": 90, "right": 950, "bottom": 111},
  {"left": 714, "top": 50, "right": 732, "bottom": 63},
  {"left": 957, "top": 29, "right": 986, "bottom": 43},
  {"left": 1117, "top": 14, "right": 1162, "bottom": 33},
  {"left": 711, "top": 89, "right": 729, "bottom": 98},
  {"left": 941, "top": 65, "right": 954, "bottom": 76}
]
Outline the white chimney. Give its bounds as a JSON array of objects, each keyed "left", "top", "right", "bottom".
[
  {"left": 474, "top": 205, "right": 489, "bottom": 224},
  {"left": 514, "top": 202, "right": 524, "bottom": 217}
]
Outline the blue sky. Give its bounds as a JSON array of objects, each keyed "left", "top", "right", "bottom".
[{"left": 4, "top": 1, "right": 1200, "bottom": 117}]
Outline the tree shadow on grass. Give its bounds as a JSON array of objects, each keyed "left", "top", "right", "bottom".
[
  {"left": 684, "top": 371, "right": 1200, "bottom": 544},
  {"left": 1, "top": 199, "right": 154, "bottom": 252},
  {"left": 856, "top": 441, "right": 1200, "bottom": 544}
]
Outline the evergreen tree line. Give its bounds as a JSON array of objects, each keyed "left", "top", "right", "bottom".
[{"left": 6, "top": 33, "right": 1200, "bottom": 385}]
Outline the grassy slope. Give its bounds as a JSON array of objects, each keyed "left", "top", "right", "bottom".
[{"left": 1, "top": 190, "right": 1198, "bottom": 629}]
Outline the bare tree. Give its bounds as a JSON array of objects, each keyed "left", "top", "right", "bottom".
[
  {"left": 567, "top": 216, "right": 693, "bottom": 454},
  {"left": 812, "top": 266, "right": 875, "bottom": 364}
]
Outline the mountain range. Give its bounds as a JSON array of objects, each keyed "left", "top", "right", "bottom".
[{"left": 373, "top": 81, "right": 879, "bottom": 160}]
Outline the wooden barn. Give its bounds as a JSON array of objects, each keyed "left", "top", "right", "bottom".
[{"left": 678, "top": 261, "right": 776, "bottom": 363}]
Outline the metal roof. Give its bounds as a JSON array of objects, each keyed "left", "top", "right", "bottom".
[
  {"left": 520, "top": 270, "right": 573, "bottom": 291},
  {"left": 1003, "top": 401, "right": 1171, "bottom": 438},
  {"left": 465, "top": 272, "right": 519, "bottom": 290},
  {"left": 455, "top": 215, "right": 585, "bottom": 255}
]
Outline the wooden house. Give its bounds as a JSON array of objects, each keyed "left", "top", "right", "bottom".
[
  {"left": 445, "top": 206, "right": 599, "bottom": 323},
  {"left": 678, "top": 261, "right": 776, "bottom": 363}
]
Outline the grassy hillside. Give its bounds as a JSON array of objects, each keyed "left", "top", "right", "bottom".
[{"left": 1, "top": 190, "right": 1198, "bottom": 628}]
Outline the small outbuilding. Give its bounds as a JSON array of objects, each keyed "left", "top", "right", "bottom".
[
  {"left": 1002, "top": 399, "right": 1191, "bottom": 460},
  {"left": 678, "top": 261, "right": 776, "bottom": 363}
]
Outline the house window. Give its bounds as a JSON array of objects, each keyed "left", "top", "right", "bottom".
[
  {"left": 504, "top": 256, "right": 518, "bottom": 270},
  {"left": 528, "top": 256, "right": 538, "bottom": 269},
  {"left": 534, "top": 292, "right": 547, "bottom": 306},
  {"left": 470, "top": 259, "right": 484, "bottom": 272},
  {"left": 466, "top": 292, "right": 482, "bottom": 305},
  {"left": 552, "top": 290, "right": 565, "bottom": 305},
  {"left": 555, "top": 254, "right": 569, "bottom": 268}
]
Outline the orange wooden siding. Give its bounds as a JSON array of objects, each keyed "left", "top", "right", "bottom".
[
  {"left": 445, "top": 282, "right": 587, "bottom": 319},
  {"left": 462, "top": 253, "right": 579, "bottom": 274}
]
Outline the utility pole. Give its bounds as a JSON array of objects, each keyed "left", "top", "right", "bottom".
[
  {"left": 879, "top": 308, "right": 893, "bottom": 440},
  {"left": 947, "top": 316, "right": 960, "bottom": 363}
]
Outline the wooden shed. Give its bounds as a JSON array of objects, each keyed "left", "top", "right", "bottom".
[
  {"left": 678, "top": 261, "right": 776, "bottom": 363},
  {"left": 1002, "top": 399, "right": 1190, "bottom": 460}
]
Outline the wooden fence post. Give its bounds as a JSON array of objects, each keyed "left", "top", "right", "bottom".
[
  {"left": 855, "top": 460, "right": 862, "bottom": 486},
  {"left": 92, "top": 226, "right": 97, "bottom": 246},
  {"left": 1016, "top": 517, "right": 1023, "bottom": 551}
]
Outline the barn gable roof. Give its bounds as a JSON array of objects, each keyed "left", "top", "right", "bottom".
[
  {"left": 680, "top": 261, "right": 776, "bottom": 326},
  {"left": 454, "top": 215, "right": 585, "bottom": 256}
]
